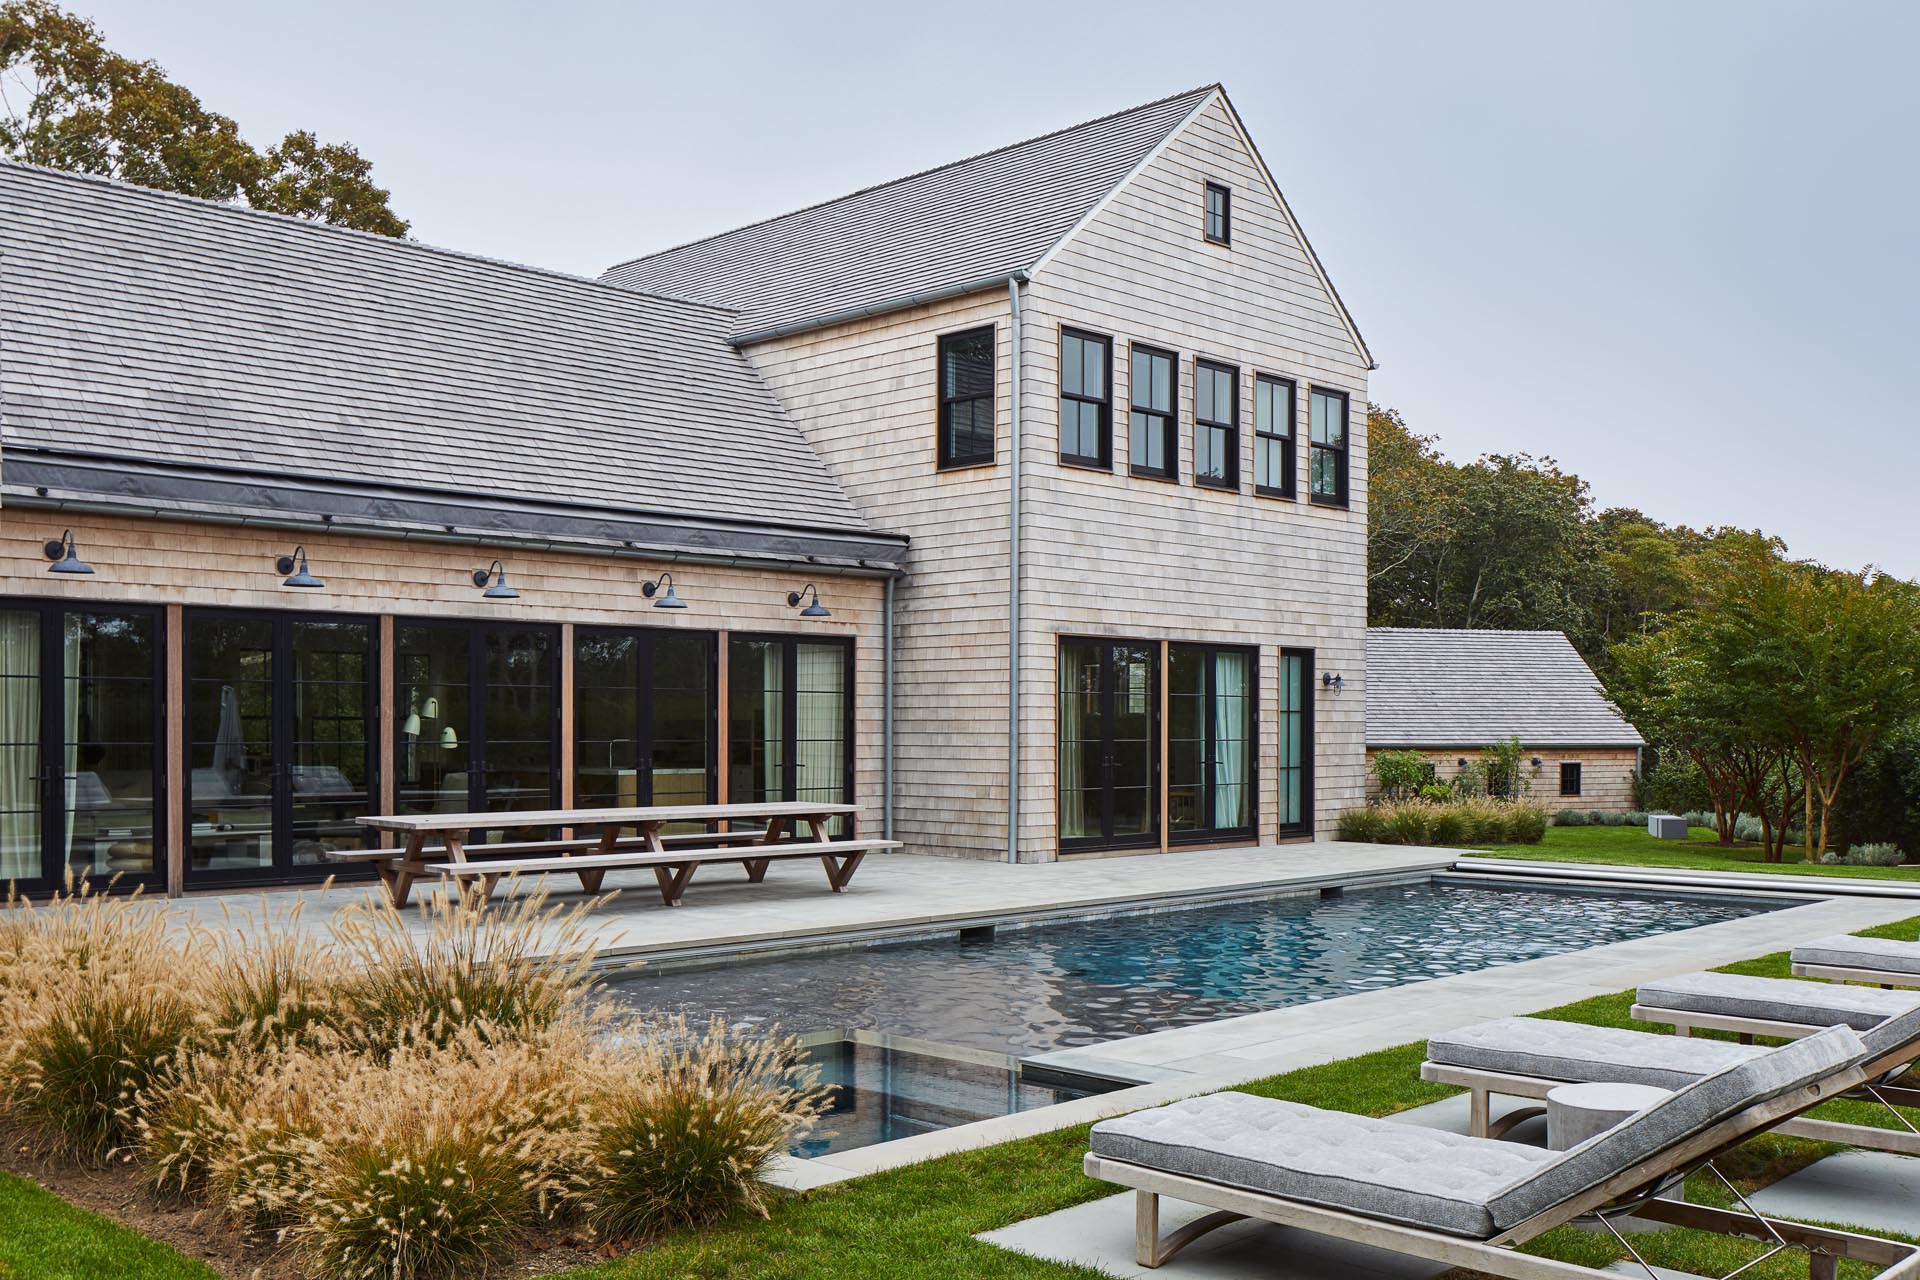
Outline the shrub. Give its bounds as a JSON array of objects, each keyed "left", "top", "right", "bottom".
[
  {"left": 1623, "top": 810, "right": 1650, "bottom": 827},
  {"left": 329, "top": 882, "right": 604, "bottom": 1051},
  {"left": 1426, "top": 807, "right": 1467, "bottom": 845},
  {"left": 1841, "top": 843, "right": 1905, "bottom": 868},
  {"left": 1554, "top": 809, "right": 1589, "bottom": 827},
  {"left": 1417, "top": 783, "right": 1454, "bottom": 803},
  {"left": 578, "top": 1018, "right": 828, "bottom": 1243},
  {"left": 1371, "top": 750, "right": 1433, "bottom": 802},
  {"left": 1336, "top": 807, "right": 1387, "bottom": 843}
]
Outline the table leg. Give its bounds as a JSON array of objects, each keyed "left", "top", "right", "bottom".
[
  {"left": 743, "top": 859, "right": 770, "bottom": 883},
  {"left": 652, "top": 862, "right": 695, "bottom": 906},
  {"left": 579, "top": 821, "right": 625, "bottom": 895},
  {"left": 821, "top": 851, "right": 865, "bottom": 892},
  {"left": 439, "top": 830, "right": 469, "bottom": 902},
  {"left": 389, "top": 831, "right": 430, "bottom": 908}
]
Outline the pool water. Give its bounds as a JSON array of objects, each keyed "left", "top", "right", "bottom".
[
  {"left": 611, "top": 880, "right": 1775, "bottom": 1059},
  {"left": 793, "top": 1036, "right": 1107, "bottom": 1157}
]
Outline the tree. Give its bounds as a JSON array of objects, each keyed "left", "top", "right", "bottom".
[{"left": 0, "top": 1, "right": 406, "bottom": 235}]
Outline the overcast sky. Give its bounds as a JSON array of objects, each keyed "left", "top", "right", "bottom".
[{"left": 72, "top": 0, "right": 1920, "bottom": 576}]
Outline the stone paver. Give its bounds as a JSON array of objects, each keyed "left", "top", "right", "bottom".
[{"left": 1747, "top": 1150, "right": 1920, "bottom": 1235}]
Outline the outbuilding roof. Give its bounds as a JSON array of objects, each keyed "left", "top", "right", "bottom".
[
  {"left": 1365, "top": 628, "right": 1645, "bottom": 749},
  {"left": 599, "top": 86, "right": 1219, "bottom": 341},
  {"left": 0, "top": 162, "right": 905, "bottom": 569}
]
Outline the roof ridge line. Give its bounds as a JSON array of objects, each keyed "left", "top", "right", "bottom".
[
  {"left": 0, "top": 159, "right": 744, "bottom": 317},
  {"left": 601, "top": 84, "right": 1220, "bottom": 276}
]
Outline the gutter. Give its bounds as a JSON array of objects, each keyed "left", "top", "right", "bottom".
[
  {"left": 731, "top": 269, "right": 1031, "bottom": 348},
  {"left": 1006, "top": 276, "right": 1024, "bottom": 865}
]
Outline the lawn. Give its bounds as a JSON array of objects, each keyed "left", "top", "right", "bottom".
[
  {"left": 1472, "top": 822, "right": 1920, "bottom": 881},
  {"left": 19, "top": 916, "right": 1920, "bottom": 1280}
]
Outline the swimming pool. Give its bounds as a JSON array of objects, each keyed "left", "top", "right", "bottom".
[{"left": 610, "top": 879, "right": 1778, "bottom": 1059}]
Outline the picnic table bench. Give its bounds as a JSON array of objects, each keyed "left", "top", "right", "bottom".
[{"left": 348, "top": 803, "right": 898, "bottom": 907}]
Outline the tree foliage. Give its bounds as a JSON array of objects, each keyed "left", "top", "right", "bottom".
[{"left": 0, "top": 1, "right": 406, "bottom": 235}]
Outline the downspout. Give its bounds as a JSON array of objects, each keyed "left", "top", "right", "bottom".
[
  {"left": 1006, "top": 276, "right": 1024, "bottom": 864},
  {"left": 884, "top": 573, "right": 895, "bottom": 841}
]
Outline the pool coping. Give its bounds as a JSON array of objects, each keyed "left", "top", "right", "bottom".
[{"left": 764, "top": 891, "right": 1920, "bottom": 1188}]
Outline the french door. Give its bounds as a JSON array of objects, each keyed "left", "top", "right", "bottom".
[
  {"left": 727, "top": 634, "right": 854, "bottom": 834},
  {"left": 185, "top": 611, "right": 377, "bottom": 884},
  {"left": 1277, "top": 649, "right": 1314, "bottom": 837},
  {"left": 0, "top": 603, "right": 165, "bottom": 893},
  {"left": 394, "top": 621, "right": 559, "bottom": 827},
  {"left": 1058, "top": 638, "right": 1158, "bottom": 852},
  {"left": 574, "top": 628, "right": 717, "bottom": 811},
  {"left": 1167, "top": 643, "right": 1257, "bottom": 844}
]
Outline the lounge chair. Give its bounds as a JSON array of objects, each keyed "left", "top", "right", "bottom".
[
  {"left": 1085, "top": 1028, "right": 1919, "bottom": 1278},
  {"left": 1631, "top": 970, "right": 1920, "bottom": 1041},
  {"left": 1793, "top": 934, "right": 1920, "bottom": 990},
  {"left": 1421, "top": 999, "right": 1920, "bottom": 1156}
]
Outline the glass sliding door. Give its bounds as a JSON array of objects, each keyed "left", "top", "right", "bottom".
[
  {"left": 1057, "top": 638, "right": 1159, "bottom": 852},
  {"left": 1277, "top": 649, "right": 1314, "bottom": 837},
  {"left": 1167, "top": 643, "right": 1256, "bottom": 844},
  {"left": 574, "top": 628, "right": 716, "bottom": 811},
  {"left": 186, "top": 610, "right": 375, "bottom": 884},
  {"left": 727, "top": 634, "right": 853, "bottom": 834},
  {"left": 395, "top": 621, "right": 558, "bottom": 828},
  {"left": 0, "top": 603, "right": 164, "bottom": 892}
]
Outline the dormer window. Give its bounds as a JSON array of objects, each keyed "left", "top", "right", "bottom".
[{"left": 1203, "top": 182, "right": 1231, "bottom": 245}]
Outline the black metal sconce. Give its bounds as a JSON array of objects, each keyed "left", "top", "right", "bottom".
[
  {"left": 642, "top": 572, "right": 686, "bottom": 609},
  {"left": 1457, "top": 758, "right": 1469, "bottom": 768},
  {"left": 472, "top": 559, "right": 519, "bottom": 600},
  {"left": 1530, "top": 756, "right": 1543, "bottom": 769},
  {"left": 787, "top": 583, "right": 830, "bottom": 618},
  {"left": 43, "top": 529, "right": 93, "bottom": 575},
  {"left": 1321, "top": 672, "right": 1344, "bottom": 690},
  {"left": 276, "top": 546, "right": 323, "bottom": 588}
]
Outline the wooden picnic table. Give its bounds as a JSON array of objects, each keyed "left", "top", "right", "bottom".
[{"left": 349, "top": 802, "right": 888, "bottom": 907}]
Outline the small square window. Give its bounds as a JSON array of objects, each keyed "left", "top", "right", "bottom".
[
  {"left": 1559, "top": 762, "right": 1583, "bottom": 797},
  {"left": 1203, "top": 182, "right": 1231, "bottom": 245}
]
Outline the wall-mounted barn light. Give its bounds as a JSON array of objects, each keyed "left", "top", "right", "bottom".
[
  {"left": 473, "top": 560, "right": 519, "bottom": 600},
  {"left": 1320, "top": 672, "right": 1344, "bottom": 690},
  {"left": 787, "top": 583, "right": 830, "bottom": 618},
  {"left": 43, "top": 529, "right": 93, "bottom": 575},
  {"left": 642, "top": 572, "right": 686, "bottom": 609},
  {"left": 276, "top": 546, "right": 323, "bottom": 588}
]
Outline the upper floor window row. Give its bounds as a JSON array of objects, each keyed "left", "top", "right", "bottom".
[
  {"left": 1193, "top": 359, "right": 1239, "bottom": 491},
  {"left": 1204, "top": 181, "right": 1231, "bottom": 245},
  {"left": 1254, "top": 374, "right": 1295, "bottom": 499},
  {"left": 1129, "top": 344, "right": 1177, "bottom": 481},
  {"left": 1310, "top": 387, "right": 1349, "bottom": 507},
  {"left": 937, "top": 326, "right": 995, "bottom": 469}
]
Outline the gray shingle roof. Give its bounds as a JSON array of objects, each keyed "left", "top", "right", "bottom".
[
  {"left": 1365, "top": 628, "right": 1645, "bottom": 749},
  {"left": 599, "top": 87, "right": 1217, "bottom": 341},
  {"left": 0, "top": 162, "right": 900, "bottom": 562}
]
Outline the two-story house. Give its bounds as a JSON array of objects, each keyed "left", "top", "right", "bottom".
[{"left": 0, "top": 84, "right": 1370, "bottom": 893}]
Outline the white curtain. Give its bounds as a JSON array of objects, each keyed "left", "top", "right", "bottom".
[
  {"left": 62, "top": 616, "right": 81, "bottom": 865},
  {"left": 0, "top": 614, "right": 39, "bottom": 881},
  {"left": 1213, "top": 653, "right": 1248, "bottom": 829},
  {"left": 760, "top": 643, "right": 784, "bottom": 800},
  {"left": 795, "top": 645, "right": 845, "bottom": 827}
]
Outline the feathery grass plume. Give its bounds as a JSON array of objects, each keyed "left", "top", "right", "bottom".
[
  {"left": 278, "top": 1023, "right": 594, "bottom": 1279},
  {"left": 0, "top": 876, "right": 210, "bottom": 1160},
  {"left": 327, "top": 878, "right": 607, "bottom": 1052},
  {"left": 578, "top": 1016, "right": 829, "bottom": 1244},
  {"left": 203, "top": 896, "right": 345, "bottom": 1049}
]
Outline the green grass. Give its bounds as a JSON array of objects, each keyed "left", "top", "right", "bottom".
[
  {"left": 1470, "top": 822, "right": 1920, "bottom": 880},
  {"left": 561, "top": 915, "right": 1920, "bottom": 1280},
  {"left": 0, "top": 1172, "right": 220, "bottom": 1280}
]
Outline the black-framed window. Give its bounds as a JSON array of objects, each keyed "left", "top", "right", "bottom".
[
  {"left": 729, "top": 633, "right": 855, "bottom": 835},
  {"left": 1277, "top": 649, "right": 1314, "bottom": 836},
  {"left": 574, "top": 628, "right": 717, "bottom": 813},
  {"left": 1194, "top": 359, "right": 1239, "bottom": 490},
  {"left": 394, "top": 621, "right": 559, "bottom": 830},
  {"left": 1559, "top": 762, "right": 1583, "bottom": 797},
  {"left": 187, "top": 610, "right": 377, "bottom": 886},
  {"left": 1254, "top": 374, "right": 1296, "bottom": 498},
  {"left": 1167, "top": 643, "right": 1257, "bottom": 843},
  {"left": 1058, "top": 638, "right": 1158, "bottom": 851},
  {"left": 1058, "top": 327, "right": 1112, "bottom": 469},
  {"left": 937, "top": 326, "right": 995, "bottom": 469},
  {"left": 0, "top": 602, "right": 166, "bottom": 893},
  {"left": 1204, "top": 181, "right": 1231, "bottom": 245},
  {"left": 1128, "top": 344, "right": 1177, "bottom": 479},
  {"left": 1310, "top": 387, "right": 1349, "bottom": 506}
]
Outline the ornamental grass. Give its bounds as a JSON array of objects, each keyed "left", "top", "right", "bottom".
[
  {"left": 1336, "top": 797, "right": 1551, "bottom": 847},
  {"left": 0, "top": 878, "right": 823, "bottom": 1279}
]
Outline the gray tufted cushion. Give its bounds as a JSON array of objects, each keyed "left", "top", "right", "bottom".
[
  {"left": 1795, "top": 934, "right": 1920, "bottom": 978},
  {"left": 1484, "top": 1026, "right": 1866, "bottom": 1230},
  {"left": 1089, "top": 1092, "right": 1560, "bottom": 1237},
  {"left": 1638, "top": 971, "right": 1920, "bottom": 1030},
  {"left": 1429, "top": 1017, "right": 1765, "bottom": 1089}
]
